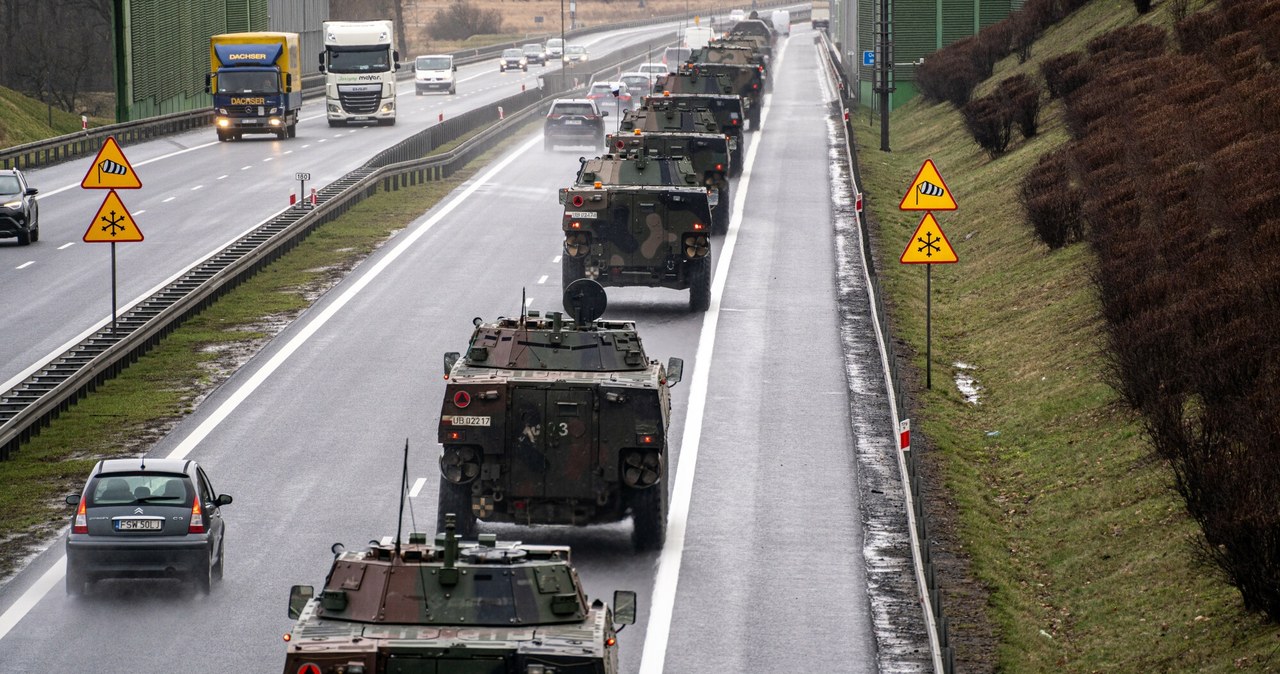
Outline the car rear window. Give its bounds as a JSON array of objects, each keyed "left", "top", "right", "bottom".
[
  {"left": 622, "top": 76, "right": 648, "bottom": 88},
  {"left": 89, "top": 473, "right": 190, "bottom": 505},
  {"left": 589, "top": 84, "right": 614, "bottom": 94},
  {"left": 553, "top": 103, "right": 595, "bottom": 115}
]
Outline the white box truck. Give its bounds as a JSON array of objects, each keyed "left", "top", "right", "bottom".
[
  {"left": 319, "top": 20, "right": 400, "bottom": 126},
  {"left": 812, "top": 0, "right": 830, "bottom": 30}
]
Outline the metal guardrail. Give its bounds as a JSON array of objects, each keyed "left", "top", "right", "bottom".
[
  {"left": 0, "top": 3, "right": 797, "bottom": 171},
  {"left": 0, "top": 33, "right": 675, "bottom": 463},
  {"left": 816, "top": 31, "right": 951, "bottom": 674}
]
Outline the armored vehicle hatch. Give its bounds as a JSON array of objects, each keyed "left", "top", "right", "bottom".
[
  {"left": 438, "top": 283, "right": 685, "bottom": 549},
  {"left": 283, "top": 516, "right": 638, "bottom": 673}
]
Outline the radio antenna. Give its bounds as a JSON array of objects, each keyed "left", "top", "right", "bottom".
[{"left": 395, "top": 438, "right": 409, "bottom": 558}]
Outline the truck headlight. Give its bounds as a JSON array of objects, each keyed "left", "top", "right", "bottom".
[{"left": 216, "top": 118, "right": 230, "bottom": 128}]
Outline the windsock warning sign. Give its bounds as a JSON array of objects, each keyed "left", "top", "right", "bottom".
[
  {"left": 899, "top": 159, "right": 956, "bottom": 211},
  {"left": 81, "top": 137, "right": 142, "bottom": 189}
]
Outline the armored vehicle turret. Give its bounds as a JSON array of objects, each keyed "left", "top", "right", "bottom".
[
  {"left": 282, "top": 516, "right": 638, "bottom": 673},
  {"left": 606, "top": 127, "right": 733, "bottom": 234},
  {"left": 438, "top": 283, "right": 685, "bottom": 550},
  {"left": 628, "top": 91, "right": 743, "bottom": 175}
]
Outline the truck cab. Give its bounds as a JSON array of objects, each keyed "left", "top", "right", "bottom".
[
  {"left": 206, "top": 32, "right": 302, "bottom": 141},
  {"left": 319, "top": 20, "right": 400, "bottom": 126}
]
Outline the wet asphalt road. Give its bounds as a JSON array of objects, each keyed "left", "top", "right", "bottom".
[{"left": 0, "top": 27, "right": 914, "bottom": 673}]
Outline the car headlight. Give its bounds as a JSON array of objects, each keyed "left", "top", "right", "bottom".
[{"left": 2, "top": 200, "right": 21, "bottom": 209}]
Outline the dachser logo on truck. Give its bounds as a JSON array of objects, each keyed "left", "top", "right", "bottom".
[
  {"left": 228, "top": 53, "right": 268, "bottom": 60},
  {"left": 231, "top": 97, "right": 266, "bottom": 104}
]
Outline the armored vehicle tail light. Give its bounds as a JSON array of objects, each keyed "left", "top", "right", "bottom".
[
  {"left": 752, "top": 83, "right": 759, "bottom": 89},
  {"left": 570, "top": 221, "right": 582, "bottom": 229},
  {"left": 594, "top": 181, "right": 604, "bottom": 189},
  {"left": 188, "top": 498, "right": 205, "bottom": 534},
  {"left": 446, "top": 430, "right": 464, "bottom": 441},
  {"left": 572, "top": 195, "right": 585, "bottom": 207},
  {"left": 73, "top": 498, "right": 87, "bottom": 534},
  {"left": 607, "top": 637, "right": 617, "bottom": 647},
  {"left": 633, "top": 128, "right": 642, "bottom": 135},
  {"left": 715, "top": 163, "right": 724, "bottom": 171}
]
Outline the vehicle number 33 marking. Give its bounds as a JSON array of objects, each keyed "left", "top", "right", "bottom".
[{"left": 552, "top": 422, "right": 570, "bottom": 437}]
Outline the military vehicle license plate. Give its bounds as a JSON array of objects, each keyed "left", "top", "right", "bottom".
[
  {"left": 115, "top": 519, "right": 162, "bottom": 531},
  {"left": 565, "top": 211, "right": 597, "bottom": 219},
  {"left": 451, "top": 416, "right": 491, "bottom": 426}
]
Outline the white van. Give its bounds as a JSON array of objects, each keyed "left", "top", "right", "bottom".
[
  {"left": 771, "top": 10, "right": 791, "bottom": 35},
  {"left": 414, "top": 54, "right": 456, "bottom": 95},
  {"left": 684, "top": 26, "right": 713, "bottom": 50}
]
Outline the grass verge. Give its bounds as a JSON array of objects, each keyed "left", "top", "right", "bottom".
[
  {"left": 854, "top": 0, "right": 1280, "bottom": 671},
  {"left": 0, "top": 120, "right": 540, "bottom": 584}
]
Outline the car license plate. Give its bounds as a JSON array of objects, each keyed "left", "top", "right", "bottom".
[
  {"left": 116, "top": 519, "right": 162, "bottom": 531},
  {"left": 450, "top": 415, "right": 492, "bottom": 427},
  {"left": 353, "top": 116, "right": 369, "bottom": 121},
  {"left": 564, "top": 120, "right": 582, "bottom": 125}
]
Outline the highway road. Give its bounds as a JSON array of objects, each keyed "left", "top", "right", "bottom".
[
  {"left": 0, "top": 21, "right": 680, "bottom": 390},
  {"left": 0, "top": 26, "right": 913, "bottom": 673}
]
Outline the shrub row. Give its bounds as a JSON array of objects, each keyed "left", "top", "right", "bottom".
[{"left": 1049, "top": 8, "right": 1280, "bottom": 619}]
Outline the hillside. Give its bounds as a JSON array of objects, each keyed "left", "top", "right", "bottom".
[
  {"left": 855, "top": 0, "right": 1280, "bottom": 671},
  {"left": 0, "top": 86, "right": 105, "bottom": 151}
]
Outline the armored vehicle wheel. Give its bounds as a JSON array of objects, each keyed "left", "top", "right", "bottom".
[
  {"left": 628, "top": 484, "right": 668, "bottom": 551},
  {"left": 688, "top": 257, "right": 711, "bottom": 312},
  {"left": 437, "top": 478, "right": 478, "bottom": 540},
  {"left": 562, "top": 255, "right": 586, "bottom": 290},
  {"left": 712, "top": 184, "right": 732, "bottom": 235}
]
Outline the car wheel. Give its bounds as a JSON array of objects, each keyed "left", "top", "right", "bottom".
[
  {"left": 437, "top": 478, "right": 477, "bottom": 540},
  {"left": 562, "top": 254, "right": 586, "bottom": 290},
  {"left": 449, "top": 86, "right": 457, "bottom": 95},
  {"left": 212, "top": 537, "right": 225, "bottom": 581},
  {"left": 688, "top": 256, "right": 711, "bottom": 312},
  {"left": 628, "top": 482, "right": 667, "bottom": 552},
  {"left": 193, "top": 556, "right": 213, "bottom": 594},
  {"left": 30, "top": 223, "right": 39, "bottom": 243},
  {"left": 327, "top": 119, "right": 340, "bottom": 128},
  {"left": 415, "top": 89, "right": 423, "bottom": 96},
  {"left": 712, "top": 183, "right": 732, "bottom": 235},
  {"left": 216, "top": 129, "right": 228, "bottom": 142},
  {"left": 16, "top": 226, "right": 31, "bottom": 246},
  {"left": 522, "top": 65, "right": 528, "bottom": 72},
  {"left": 287, "top": 123, "right": 297, "bottom": 139},
  {"left": 65, "top": 565, "right": 86, "bottom": 596}
]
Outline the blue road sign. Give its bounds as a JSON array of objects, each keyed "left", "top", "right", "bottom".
[{"left": 863, "top": 50, "right": 875, "bottom": 66}]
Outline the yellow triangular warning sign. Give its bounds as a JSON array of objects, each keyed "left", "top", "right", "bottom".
[
  {"left": 899, "top": 159, "right": 957, "bottom": 211},
  {"left": 81, "top": 137, "right": 142, "bottom": 189},
  {"left": 900, "top": 213, "right": 958, "bottom": 264},
  {"left": 84, "top": 190, "right": 144, "bottom": 242}
]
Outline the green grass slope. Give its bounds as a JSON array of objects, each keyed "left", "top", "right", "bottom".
[
  {"left": 855, "top": 0, "right": 1280, "bottom": 670},
  {"left": 0, "top": 86, "right": 110, "bottom": 151}
]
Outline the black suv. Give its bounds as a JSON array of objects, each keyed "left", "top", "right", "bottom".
[
  {"left": 0, "top": 168, "right": 39, "bottom": 245},
  {"left": 65, "top": 458, "right": 232, "bottom": 595},
  {"left": 522, "top": 43, "right": 546, "bottom": 66},
  {"left": 544, "top": 98, "right": 608, "bottom": 151}
]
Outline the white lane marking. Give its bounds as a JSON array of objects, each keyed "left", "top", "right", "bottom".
[
  {"left": 525, "top": 297, "right": 534, "bottom": 307},
  {"left": 263, "top": 157, "right": 274, "bottom": 162},
  {"left": 16, "top": 262, "right": 34, "bottom": 270},
  {"left": 240, "top": 165, "right": 252, "bottom": 170},
  {"left": 320, "top": 138, "right": 329, "bottom": 143},
  {"left": 0, "top": 558, "right": 65, "bottom": 640},
  {"left": 409, "top": 477, "right": 427, "bottom": 498},
  {"left": 217, "top": 175, "right": 228, "bottom": 180},
  {"left": 537, "top": 275, "right": 548, "bottom": 285},
  {"left": 284, "top": 150, "right": 293, "bottom": 155},
  {"left": 162, "top": 197, "right": 175, "bottom": 203},
  {"left": 552, "top": 255, "right": 561, "bottom": 263},
  {"left": 134, "top": 210, "right": 146, "bottom": 215},
  {"left": 638, "top": 37, "right": 787, "bottom": 674},
  {"left": 57, "top": 243, "right": 74, "bottom": 250},
  {"left": 191, "top": 185, "right": 203, "bottom": 191},
  {"left": 302, "top": 144, "right": 311, "bottom": 149},
  {"left": 0, "top": 134, "right": 543, "bottom": 643}
]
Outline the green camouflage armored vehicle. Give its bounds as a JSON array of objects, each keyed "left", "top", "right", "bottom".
[
  {"left": 558, "top": 161, "right": 714, "bottom": 310},
  {"left": 568, "top": 147, "right": 725, "bottom": 233},
  {"left": 437, "top": 283, "right": 685, "bottom": 550},
  {"left": 606, "top": 126, "right": 733, "bottom": 234},
  {"left": 715, "top": 34, "right": 773, "bottom": 65},
  {"left": 282, "top": 515, "right": 638, "bottom": 673},
  {"left": 630, "top": 89, "right": 743, "bottom": 175},
  {"left": 677, "top": 62, "right": 766, "bottom": 129}
]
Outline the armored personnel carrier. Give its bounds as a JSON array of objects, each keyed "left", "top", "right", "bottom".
[
  {"left": 715, "top": 34, "right": 773, "bottom": 65},
  {"left": 629, "top": 89, "right": 743, "bottom": 175},
  {"left": 606, "top": 126, "right": 733, "bottom": 234},
  {"left": 568, "top": 147, "right": 726, "bottom": 233},
  {"left": 437, "top": 282, "right": 685, "bottom": 550},
  {"left": 282, "top": 515, "right": 638, "bottom": 673},
  {"left": 677, "top": 62, "right": 766, "bottom": 129}
]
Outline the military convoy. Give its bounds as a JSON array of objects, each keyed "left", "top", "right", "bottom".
[
  {"left": 437, "top": 281, "right": 683, "bottom": 550},
  {"left": 282, "top": 515, "right": 638, "bottom": 673},
  {"left": 278, "top": 21, "right": 782, "bottom": 670}
]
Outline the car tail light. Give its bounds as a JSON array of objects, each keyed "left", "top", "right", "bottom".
[
  {"left": 548, "top": 114, "right": 562, "bottom": 120},
  {"left": 73, "top": 498, "right": 87, "bottom": 534},
  {"left": 188, "top": 498, "right": 205, "bottom": 534}
]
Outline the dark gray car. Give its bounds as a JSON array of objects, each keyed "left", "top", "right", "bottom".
[
  {"left": 65, "top": 458, "right": 232, "bottom": 595},
  {"left": 0, "top": 168, "right": 39, "bottom": 245}
]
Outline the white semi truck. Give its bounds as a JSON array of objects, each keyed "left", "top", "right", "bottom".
[{"left": 319, "top": 20, "right": 400, "bottom": 126}]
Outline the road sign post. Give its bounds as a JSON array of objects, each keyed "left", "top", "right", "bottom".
[
  {"left": 900, "top": 160, "right": 958, "bottom": 390},
  {"left": 81, "top": 137, "right": 143, "bottom": 332},
  {"left": 295, "top": 172, "right": 311, "bottom": 210}
]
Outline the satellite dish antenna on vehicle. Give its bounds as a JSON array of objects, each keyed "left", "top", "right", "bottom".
[{"left": 563, "top": 279, "right": 607, "bottom": 324}]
